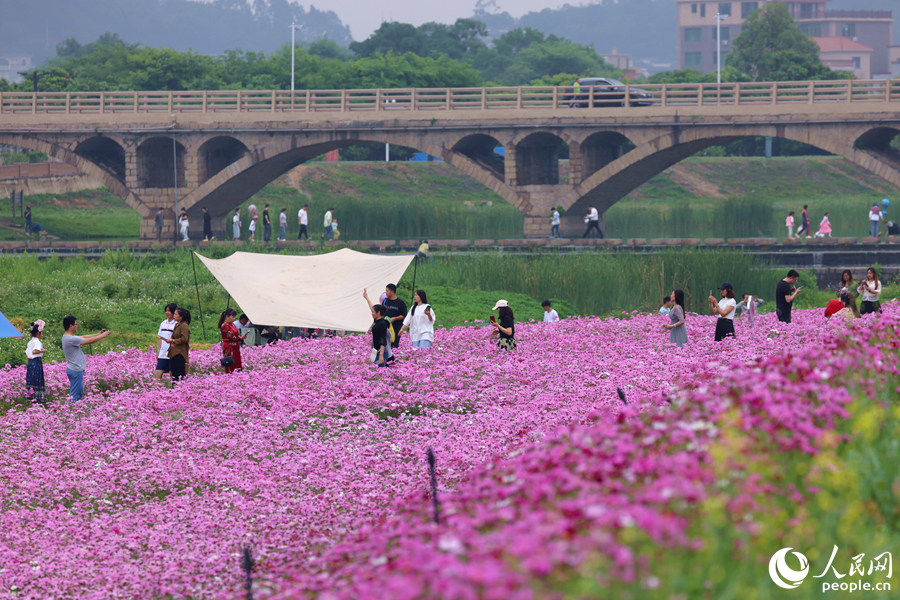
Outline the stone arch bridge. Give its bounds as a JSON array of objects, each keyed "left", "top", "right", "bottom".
[{"left": 2, "top": 81, "right": 900, "bottom": 239}]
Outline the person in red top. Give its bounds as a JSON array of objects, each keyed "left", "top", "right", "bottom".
[
  {"left": 824, "top": 298, "right": 845, "bottom": 319},
  {"left": 218, "top": 308, "right": 246, "bottom": 373}
]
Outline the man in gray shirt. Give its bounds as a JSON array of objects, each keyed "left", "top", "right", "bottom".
[{"left": 61, "top": 315, "right": 110, "bottom": 402}]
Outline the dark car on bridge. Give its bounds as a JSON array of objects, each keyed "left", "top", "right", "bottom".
[{"left": 564, "top": 78, "right": 653, "bottom": 108}]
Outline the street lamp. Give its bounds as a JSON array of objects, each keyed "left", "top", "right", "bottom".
[
  {"left": 289, "top": 22, "right": 303, "bottom": 92},
  {"left": 714, "top": 13, "right": 728, "bottom": 85}
]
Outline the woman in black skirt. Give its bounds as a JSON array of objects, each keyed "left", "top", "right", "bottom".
[
  {"left": 709, "top": 282, "right": 737, "bottom": 341},
  {"left": 25, "top": 320, "right": 47, "bottom": 403}
]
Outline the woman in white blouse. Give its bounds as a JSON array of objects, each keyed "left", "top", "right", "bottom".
[
  {"left": 708, "top": 282, "right": 737, "bottom": 341},
  {"left": 857, "top": 267, "right": 883, "bottom": 314},
  {"left": 400, "top": 290, "right": 435, "bottom": 349}
]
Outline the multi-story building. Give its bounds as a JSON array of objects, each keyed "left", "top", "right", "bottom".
[
  {"left": 676, "top": 1, "right": 893, "bottom": 78},
  {"left": 0, "top": 52, "right": 32, "bottom": 84}
]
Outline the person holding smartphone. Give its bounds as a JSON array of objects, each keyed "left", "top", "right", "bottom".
[
  {"left": 858, "top": 267, "right": 882, "bottom": 314},
  {"left": 708, "top": 282, "right": 737, "bottom": 341},
  {"left": 61, "top": 316, "right": 111, "bottom": 403},
  {"left": 400, "top": 289, "right": 435, "bottom": 349},
  {"left": 490, "top": 299, "right": 516, "bottom": 351},
  {"left": 776, "top": 269, "right": 802, "bottom": 324}
]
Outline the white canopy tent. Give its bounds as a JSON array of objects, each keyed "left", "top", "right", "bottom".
[{"left": 195, "top": 249, "right": 415, "bottom": 332}]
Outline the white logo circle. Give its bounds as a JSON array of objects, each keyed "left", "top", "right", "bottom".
[{"left": 769, "top": 548, "right": 810, "bottom": 589}]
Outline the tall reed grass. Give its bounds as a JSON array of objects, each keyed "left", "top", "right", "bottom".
[
  {"left": 248, "top": 185, "right": 524, "bottom": 241},
  {"left": 410, "top": 250, "right": 780, "bottom": 315}
]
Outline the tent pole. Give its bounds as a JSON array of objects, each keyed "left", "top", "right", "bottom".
[
  {"left": 410, "top": 253, "right": 418, "bottom": 307},
  {"left": 190, "top": 252, "right": 207, "bottom": 341}
]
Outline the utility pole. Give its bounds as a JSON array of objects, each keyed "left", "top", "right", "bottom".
[{"left": 714, "top": 13, "right": 728, "bottom": 85}]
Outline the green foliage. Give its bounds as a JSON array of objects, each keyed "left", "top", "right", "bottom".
[
  {"left": 350, "top": 19, "right": 488, "bottom": 62},
  {"left": 648, "top": 66, "right": 750, "bottom": 84},
  {"left": 413, "top": 251, "right": 789, "bottom": 317},
  {"left": 726, "top": 3, "right": 847, "bottom": 81},
  {"left": 0, "top": 153, "right": 29, "bottom": 165},
  {"left": 28, "top": 152, "right": 49, "bottom": 163},
  {"left": 1, "top": 247, "right": 872, "bottom": 371}
]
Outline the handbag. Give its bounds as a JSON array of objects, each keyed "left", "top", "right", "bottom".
[{"left": 220, "top": 355, "right": 235, "bottom": 367}]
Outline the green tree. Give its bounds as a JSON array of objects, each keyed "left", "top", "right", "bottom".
[
  {"left": 726, "top": 3, "right": 847, "bottom": 81},
  {"left": 648, "top": 67, "right": 750, "bottom": 84}
]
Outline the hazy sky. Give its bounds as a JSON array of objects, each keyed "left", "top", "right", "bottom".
[{"left": 299, "top": 0, "right": 569, "bottom": 39}]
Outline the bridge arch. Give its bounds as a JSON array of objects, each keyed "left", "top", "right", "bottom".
[
  {"left": 451, "top": 134, "right": 504, "bottom": 182},
  {"left": 74, "top": 136, "right": 126, "bottom": 185},
  {"left": 177, "top": 131, "right": 531, "bottom": 218},
  {"left": 515, "top": 132, "right": 568, "bottom": 186},
  {"left": 0, "top": 132, "right": 151, "bottom": 217},
  {"left": 137, "top": 137, "right": 186, "bottom": 189},
  {"left": 578, "top": 131, "right": 635, "bottom": 182},
  {"left": 197, "top": 136, "right": 249, "bottom": 185},
  {"left": 563, "top": 123, "right": 900, "bottom": 220}
]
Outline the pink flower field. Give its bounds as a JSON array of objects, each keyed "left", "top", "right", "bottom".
[{"left": 0, "top": 306, "right": 896, "bottom": 598}]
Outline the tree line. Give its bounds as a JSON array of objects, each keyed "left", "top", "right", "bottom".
[{"left": 0, "top": 4, "right": 846, "bottom": 95}]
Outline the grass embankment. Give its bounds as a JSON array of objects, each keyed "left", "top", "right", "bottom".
[
  {"left": 1, "top": 246, "right": 892, "bottom": 371},
  {"left": 606, "top": 156, "right": 900, "bottom": 240},
  {"left": 2, "top": 157, "right": 895, "bottom": 242}
]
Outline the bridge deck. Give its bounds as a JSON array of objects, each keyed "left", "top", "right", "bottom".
[{"left": 2, "top": 79, "right": 899, "bottom": 127}]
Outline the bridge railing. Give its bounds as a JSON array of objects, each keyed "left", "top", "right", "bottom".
[{"left": 0, "top": 80, "right": 895, "bottom": 115}]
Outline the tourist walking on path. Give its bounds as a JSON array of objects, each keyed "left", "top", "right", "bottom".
[
  {"left": 25, "top": 320, "right": 46, "bottom": 403},
  {"left": 400, "top": 290, "right": 435, "bottom": 349},
  {"left": 785, "top": 211, "right": 794, "bottom": 238},
  {"left": 179, "top": 213, "right": 189, "bottom": 241},
  {"left": 491, "top": 299, "right": 516, "bottom": 350},
  {"left": 218, "top": 308, "right": 246, "bottom": 373},
  {"left": 382, "top": 283, "right": 407, "bottom": 350},
  {"left": 249, "top": 213, "right": 257, "bottom": 242},
  {"left": 816, "top": 212, "right": 832, "bottom": 238},
  {"left": 838, "top": 270, "right": 861, "bottom": 318},
  {"left": 155, "top": 208, "right": 164, "bottom": 241},
  {"left": 160, "top": 308, "right": 191, "bottom": 383},
  {"left": 858, "top": 267, "right": 882, "bottom": 314},
  {"left": 709, "top": 283, "right": 737, "bottom": 341},
  {"left": 663, "top": 289, "right": 688, "bottom": 347},
  {"left": 550, "top": 209, "right": 561, "bottom": 239},
  {"left": 263, "top": 204, "right": 272, "bottom": 242},
  {"left": 279, "top": 208, "right": 287, "bottom": 241},
  {"left": 776, "top": 269, "right": 802, "bottom": 323},
  {"left": 24, "top": 205, "right": 32, "bottom": 236},
  {"left": 154, "top": 303, "right": 178, "bottom": 382},
  {"left": 583, "top": 205, "right": 603, "bottom": 238},
  {"left": 363, "top": 289, "right": 392, "bottom": 366},
  {"left": 323, "top": 208, "right": 334, "bottom": 240},
  {"left": 232, "top": 208, "right": 241, "bottom": 241},
  {"left": 298, "top": 204, "right": 309, "bottom": 240},
  {"left": 202, "top": 207, "right": 213, "bottom": 241},
  {"left": 62, "top": 315, "right": 111, "bottom": 403},
  {"left": 869, "top": 203, "right": 884, "bottom": 238},
  {"left": 796, "top": 205, "right": 810, "bottom": 238}
]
